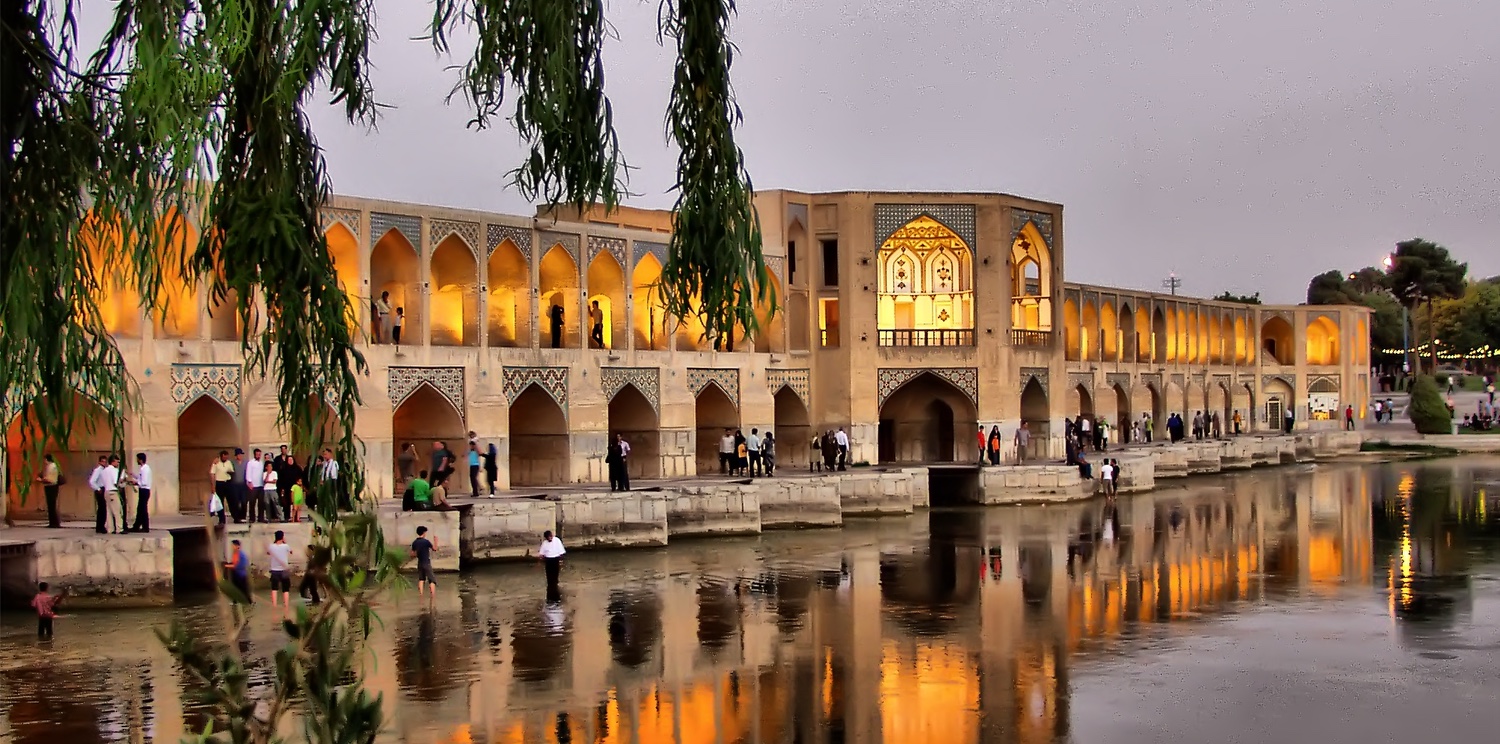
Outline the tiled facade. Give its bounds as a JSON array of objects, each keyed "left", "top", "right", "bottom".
[{"left": 2, "top": 189, "right": 1371, "bottom": 521}]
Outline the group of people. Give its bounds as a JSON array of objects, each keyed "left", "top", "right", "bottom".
[
  {"left": 809, "top": 428, "right": 850, "bottom": 472},
  {"left": 371, "top": 291, "right": 406, "bottom": 344},
  {"left": 41, "top": 452, "right": 154, "bottom": 534},
  {"left": 221, "top": 529, "right": 325, "bottom": 608},
  {"left": 978, "top": 423, "right": 1034, "bottom": 465},
  {"left": 210, "top": 445, "right": 333, "bottom": 525},
  {"left": 398, "top": 434, "right": 503, "bottom": 511},
  {"left": 719, "top": 427, "right": 778, "bottom": 477},
  {"left": 1370, "top": 398, "right": 1398, "bottom": 422}
]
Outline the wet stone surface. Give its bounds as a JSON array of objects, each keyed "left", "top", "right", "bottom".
[{"left": 1, "top": 456, "right": 1498, "bottom": 743}]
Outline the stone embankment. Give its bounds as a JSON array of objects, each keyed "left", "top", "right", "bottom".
[{"left": 0, "top": 431, "right": 1363, "bottom": 605}]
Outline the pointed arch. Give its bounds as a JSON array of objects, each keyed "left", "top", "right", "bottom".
[
  {"left": 154, "top": 214, "right": 202, "bottom": 339},
  {"left": 539, "top": 243, "right": 580, "bottom": 349},
  {"left": 694, "top": 384, "right": 740, "bottom": 474},
  {"left": 1063, "top": 299, "right": 1081, "bottom": 361},
  {"left": 609, "top": 384, "right": 660, "bottom": 479},
  {"left": 1152, "top": 307, "right": 1168, "bottom": 363},
  {"left": 1118, "top": 302, "right": 1136, "bottom": 362},
  {"left": 178, "top": 395, "right": 240, "bottom": 513},
  {"left": 877, "top": 372, "right": 978, "bottom": 463},
  {"left": 632, "top": 253, "right": 666, "bottom": 350},
  {"left": 1306, "top": 315, "right": 1340, "bottom": 366},
  {"left": 1234, "top": 316, "right": 1248, "bottom": 363},
  {"left": 431, "top": 234, "right": 479, "bottom": 346},
  {"left": 1081, "top": 300, "right": 1098, "bottom": 362},
  {"left": 1011, "top": 220, "right": 1053, "bottom": 331},
  {"left": 1260, "top": 315, "right": 1295, "bottom": 365},
  {"left": 1019, "top": 377, "right": 1050, "bottom": 460},
  {"left": 487, "top": 238, "right": 529, "bottom": 347},
  {"left": 372, "top": 228, "right": 421, "bottom": 344},
  {"left": 1100, "top": 302, "right": 1119, "bottom": 362},
  {"left": 1134, "top": 305, "right": 1151, "bottom": 363},
  {"left": 394, "top": 384, "right": 468, "bottom": 490},
  {"left": 1070, "top": 384, "right": 1094, "bottom": 420},
  {"left": 1113, "top": 383, "right": 1132, "bottom": 437},
  {"left": 509, "top": 385, "right": 569, "bottom": 487},
  {"left": 586, "top": 250, "right": 625, "bottom": 350},
  {"left": 753, "top": 266, "right": 785, "bottom": 353},
  {"left": 878, "top": 215, "right": 974, "bottom": 343}
]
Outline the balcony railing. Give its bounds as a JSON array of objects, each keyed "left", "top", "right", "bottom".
[
  {"left": 878, "top": 328, "right": 975, "bottom": 347},
  {"left": 1010, "top": 329, "right": 1053, "bottom": 348}
]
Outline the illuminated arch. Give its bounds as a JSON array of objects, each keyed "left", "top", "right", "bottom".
[
  {"left": 1260, "top": 316, "right": 1295, "bottom": 366},
  {"left": 1011, "top": 221, "right": 1053, "bottom": 330},
  {"left": 1306, "top": 315, "right": 1340, "bottom": 366},
  {"left": 1063, "top": 299, "right": 1081, "bottom": 361},
  {"left": 878, "top": 215, "right": 974, "bottom": 339},
  {"left": 1081, "top": 300, "right": 1098, "bottom": 361},
  {"left": 1100, "top": 302, "right": 1119, "bottom": 362}
]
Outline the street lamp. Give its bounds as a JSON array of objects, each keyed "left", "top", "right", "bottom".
[{"left": 1383, "top": 254, "right": 1411, "bottom": 376}]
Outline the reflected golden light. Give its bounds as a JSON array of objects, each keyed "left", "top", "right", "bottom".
[{"left": 879, "top": 641, "right": 980, "bottom": 744}]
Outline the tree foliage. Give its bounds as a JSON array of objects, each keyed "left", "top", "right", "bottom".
[
  {"left": 1407, "top": 375, "right": 1452, "bottom": 434},
  {"left": 5, "top": 0, "right": 769, "bottom": 741},
  {"left": 1387, "top": 238, "right": 1468, "bottom": 372},
  {"left": 1306, "top": 270, "right": 1364, "bottom": 306},
  {"left": 1428, "top": 278, "right": 1500, "bottom": 355},
  {"left": 1213, "top": 291, "right": 1261, "bottom": 304},
  {"left": 1304, "top": 267, "right": 1403, "bottom": 364}
]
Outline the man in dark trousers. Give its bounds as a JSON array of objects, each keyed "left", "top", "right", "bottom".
[
  {"left": 549, "top": 303, "right": 565, "bottom": 348},
  {"left": 538, "top": 530, "right": 566, "bottom": 589}
]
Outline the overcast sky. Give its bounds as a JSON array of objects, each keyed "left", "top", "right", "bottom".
[{"left": 88, "top": 1, "right": 1500, "bottom": 302}]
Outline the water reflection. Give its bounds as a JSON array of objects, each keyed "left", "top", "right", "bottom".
[{"left": 3, "top": 458, "right": 1499, "bottom": 743}]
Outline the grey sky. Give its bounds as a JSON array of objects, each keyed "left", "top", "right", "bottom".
[{"left": 96, "top": 1, "right": 1500, "bottom": 302}]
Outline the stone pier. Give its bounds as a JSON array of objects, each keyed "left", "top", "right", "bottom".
[{"left": 0, "top": 432, "right": 1372, "bottom": 605}]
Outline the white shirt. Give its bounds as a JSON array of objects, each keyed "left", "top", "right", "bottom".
[
  {"left": 835, "top": 430, "right": 849, "bottom": 447},
  {"left": 1101, "top": 464, "right": 1115, "bottom": 480},
  {"left": 135, "top": 463, "right": 152, "bottom": 490},
  {"left": 267, "top": 542, "right": 292, "bottom": 572},
  {"left": 88, "top": 465, "right": 107, "bottom": 491},
  {"left": 746, "top": 433, "right": 761, "bottom": 450},
  {"left": 719, "top": 435, "right": 735, "bottom": 454},
  {"left": 101, "top": 464, "right": 120, "bottom": 493},
  {"left": 264, "top": 469, "right": 279, "bottom": 491},
  {"left": 247, "top": 457, "right": 266, "bottom": 488},
  {"left": 618, "top": 440, "right": 631, "bottom": 457},
  {"left": 538, "top": 537, "right": 566, "bottom": 558},
  {"left": 322, "top": 459, "right": 340, "bottom": 481}
]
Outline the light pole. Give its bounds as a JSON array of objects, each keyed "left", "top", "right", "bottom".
[{"left": 1383, "top": 255, "right": 1411, "bottom": 379}]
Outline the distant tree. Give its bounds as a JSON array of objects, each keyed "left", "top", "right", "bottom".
[
  {"left": 1346, "top": 266, "right": 1388, "bottom": 295},
  {"left": 1306, "top": 270, "right": 1362, "bottom": 305},
  {"left": 1406, "top": 375, "right": 1452, "bottom": 434},
  {"left": 1430, "top": 280, "right": 1500, "bottom": 356},
  {"left": 1213, "top": 291, "right": 1262, "bottom": 304},
  {"left": 1387, "top": 239, "right": 1469, "bottom": 373},
  {"left": 1362, "top": 291, "right": 1406, "bottom": 357}
]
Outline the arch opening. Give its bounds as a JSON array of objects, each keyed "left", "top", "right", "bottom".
[
  {"left": 539, "top": 244, "right": 580, "bottom": 349},
  {"left": 487, "top": 239, "right": 530, "bottom": 348},
  {"left": 5, "top": 394, "right": 119, "bottom": 521},
  {"left": 177, "top": 395, "right": 241, "bottom": 513},
  {"left": 371, "top": 229, "right": 421, "bottom": 344},
  {"left": 508, "top": 386, "right": 569, "bottom": 487},
  {"left": 694, "top": 385, "right": 740, "bottom": 474},
  {"left": 608, "top": 385, "right": 661, "bottom": 480},
  {"left": 393, "top": 385, "right": 467, "bottom": 492},
  {"left": 1010, "top": 222, "right": 1053, "bottom": 331},
  {"left": 1306, "top": 316, "right": 1340, "bottom": 366},
  {"left": 430, "top": 235, "right": 480, "bottom": 346},
  {"left": 1020, "top": 378, "right": 1050, "bottom": 460},
  {"left": 1153, "top": 307, "right": 1169, "bottom": 363},
  {"left": 877, "top": 373, "right": 978, "bottom": 464},
  {"left": 587, "top": 252, "right": 626, "bottom": 350},
  {"left": 878, "top": 215, "right": 975, "bottom": 346},
  {"left": 1100, "top": 303, "right": 1119, "bottom": 362},
  {"left": 753, "top": 269, "right": 785, "bottom": 353},
  {"left": 1260, "top": 316, "right": 1295, "bottom": 365},
  {"left": 325, "top": 222, "right": 361, "bottom": 337},
  {"left": 631, "top": 254, "right": 667, "bottom": 351},
  {"left": 772, "top": 387, "right": 811, "bottom": 469},
  {"left": 1081, "top": 301, "right": 1098, "bottom": 361},
  {"left": 1063, "top": 299, "right": 1081, "bottom": 361}
]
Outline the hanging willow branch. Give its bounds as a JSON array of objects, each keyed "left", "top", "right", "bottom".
[
  {"left": 430, "top": 0, "right": 627, "bottom": 210},
  {"left": 657, "top": 0, "right": 772, "bottom": 345}
]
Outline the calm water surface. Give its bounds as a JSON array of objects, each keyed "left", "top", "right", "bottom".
[{"left": 3, "top": 457, "right": 1499, "bottom": 743}]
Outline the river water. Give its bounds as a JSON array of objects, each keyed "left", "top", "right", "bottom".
[{"left": 2, "top": 457, "right": 1499, "bottom": 743}]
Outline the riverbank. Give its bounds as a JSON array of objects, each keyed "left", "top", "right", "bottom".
[{"left": 0, "top": 431, "right": 1367, "bottom": 606}]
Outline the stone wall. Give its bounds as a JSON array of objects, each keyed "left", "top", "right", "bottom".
[
  {"left": 28, "top": 533, "right": 174, "bottom": 606},
  {"left": 978, "top": 465, "right": 1093, "bottom": 504},
  {"left": 757, "top": 478, "right": 843, "bottom": 529},
  {"left": 554, "top": 491, "right": 669, "bottom": 548},
  {"left": 381, "top": 510, "right": 462, "bottom": 572},
  {"left": 837, "top": 470, "right": 916, "bottom": 516},
  {"left": 463, "top": 499, "right": 556, "bottom": 561},
  {"left": 665, "top": 483, "right": 761, "bottom": 537}
]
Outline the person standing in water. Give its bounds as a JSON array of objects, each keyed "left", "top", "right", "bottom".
[
  {"left": 225, "top": 539, "right": 251, "bottom": 603},
  {"left": 538, "top": 530, "right": 566, "bottom": 589},
  {"left": 267, "top": 530, "right": 293, "bottom": 608},
  {"left": 410, "top": 526, "right": 438, "bottom": 601}
]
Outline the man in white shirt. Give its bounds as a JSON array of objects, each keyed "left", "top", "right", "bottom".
[
  {"left": 88, "top": 455, "right": 109, "bottom": 534},
  {"left": 746, "top": 429, "right": 762, "bottom": 477},
  {"left": 718, "top": 430, "right": 735, "bottom": 474},
  {"left": 834, "top": 428, "right": 850, "bottom": 471},
  {"left": 537, "top": 530, "right": 566, "bottom": 589},
  {"left": 246, "top": 448, "right": 266, "bottom": 523},
  {"left": 129, "top": 453, "right": 153, "bottom": 533},
  {"left": 100, "top": 454, "right": 123, "bottom": 534}
]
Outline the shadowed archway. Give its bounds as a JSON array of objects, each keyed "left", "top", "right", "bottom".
[
  {"left": 178, "top": 396, "right": 241, "bottom": 513},
  {"left": 509, "top": 386, "right": 569, "bottom": 487},
  {"left": 694, "top": 385, "right": 739, "bottom": 474},
  {"left": 877, "top": 373, "right": 978, "bottom": 464},
  {"left": 393, "top": 385, "right": 467, "bottom": 491},
  {"left": 609, "top": 385, "right": 661, "bottom": 479}
]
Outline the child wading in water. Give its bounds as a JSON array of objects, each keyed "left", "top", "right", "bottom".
[{"left": 32, "top": 582, "right": 65, "bottom": 640}]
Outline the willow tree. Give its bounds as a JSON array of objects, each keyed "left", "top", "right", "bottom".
[{"left": 5, "top": 0, "right": 765, "bottom": 740}]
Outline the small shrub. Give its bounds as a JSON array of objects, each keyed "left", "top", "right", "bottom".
[{"left": 1408, "top": 375, "right": 1453, "bottom": 435}]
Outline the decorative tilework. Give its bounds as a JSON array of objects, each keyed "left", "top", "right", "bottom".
[
  {"left": 687, "top": 368, "right": 741, "bottom": 408},
  {"left": 1238, "top": 374, "right": 1256, "bottom": 387},
  {"left": 586, "top": 236, "right": 628, "bottom": 267},
  {"left": 539, "top": 231, "right": 580, "bottom": 261},
  {"left": 487, "top": 224, "right": 532, "bottom": 257},
  {"left": 430, "top": 219, "right": 481, "bottom": 258},
  {"left": 1262, "top": 374, "right": 1294, "bottom": 390},
  {"left": 876, "top": 368, "right": 979, "bottom": 410},
  {"left": 388, "top": 366, "right": 465, "bottom": 416},
  {"left": 1190, "top": 371, "right": 1207, "bottom": 388},
  {"left": 318, "top": 207, "right": 361, "bottom": 237},
  {"left": 1212, "top": 374, "right": 1233, "bottom": 390},
  {"left": 171, "top": 364, "right": 242, "bottom": 416},
  {"left": 504, "top": 366, "right": 569, "bottom": 413},
  {"left": 1169, "top": 373, "right": 1186, "bottom": 389},
  {"left": 1308, "top": 374, "right": 1340, "bottom": 393},
  {"left": 765, "top": 255, "right": 786, "bottom": 283},
  {"left": 370, "top": 212, "right": 421, "bottom": 248},
  {"left": 1011, "top": 209, "right": 1055, "bottom": 248},
  {"left": 766, "top": 368, "right": 810, "bottom": 405},
  {"left": 599, "top": 367, "right": 660, "bottom": 413},
  {"left": 1106, "top": 373, "right": 1132, "bottom": 390},
  {"left": 634, "top": 240, "right": 668, "bottom": 268},
  {"left": 1068, "top": 373, "right": 1094, "bottom": 390},
  {"left": 1020, "top": 366, "right": 1050, "bottom": 395},
  {"left": 874, "top": 204, "right": 978, "bottom": 249},
  {"left": 1139, "top": 372, "right": 1163, "bottom": 391}
]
